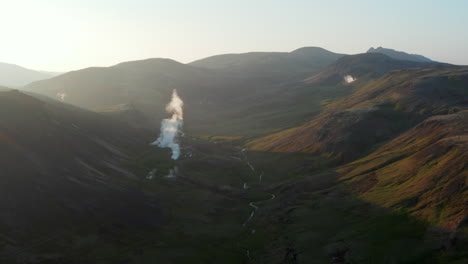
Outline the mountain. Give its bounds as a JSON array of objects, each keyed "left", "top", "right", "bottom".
[
  {"left": 25, "top": 47, "right": 344, "bottom": 112},
  {"left": 24, "top": 58, "right": 219, "bottom": 110},
  {"left": 243, "top": 62, "right": 467, "bottom": 262},
  {"left": 189, "top": 47, "right": 344, "bottom": 82},
  {"left": 0, "top": 62, "right": 56, "bottom": 87},
  {"left": 339, "top": 111, "right": 467, "bottom": 234},
  {"left": 24, "top": 48, "right": 348, "bottom": 137},
  {"left": 305, "top": 52, "right": 438, "bottom": 85},
  {"left": 367, "top": 46, "right": 434, "bottom": 62},
  {"left": 23, "top": 58, "right": 241, "bottom": 133},
  {"left": 248, "top": 65, "right": 468, "bottom": 163}
]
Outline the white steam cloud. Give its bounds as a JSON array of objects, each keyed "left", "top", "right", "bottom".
[
  {"left": 151, "top": 89, "right": 184, "bottom": 160},
  {"left": 344, "top": 75, "right": 356, "bottom": 84}
]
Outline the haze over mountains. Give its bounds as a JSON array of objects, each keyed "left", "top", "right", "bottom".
[
  {"left": 0, "top": 62, "right": 61, "bottom": 87},
  {"left": 1, "top": 46, "right": 467, "bottom": 263}
]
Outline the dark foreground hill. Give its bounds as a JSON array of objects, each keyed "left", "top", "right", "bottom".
[{"left": 0, "top": 90, "right": 163, "bottom": 262}]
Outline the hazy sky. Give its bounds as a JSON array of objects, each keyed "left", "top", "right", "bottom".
[{"left": 1, "top": 0, "right": 467, "bottom": 71}]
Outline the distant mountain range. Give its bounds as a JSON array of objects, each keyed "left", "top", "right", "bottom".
[
  {"left": 0, "top": 46, "right": 437, "bottom": 88},
  {"left": 189, "top": 46, "right": 344, "bottom": 82},
  {"left": 0, "top": 62, "right": 62, "bottom": 87},
  {"left": 23, "top": 47, "right": 445, "bottom": 137}
]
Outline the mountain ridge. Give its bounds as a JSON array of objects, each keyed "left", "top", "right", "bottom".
[{"left": 367, "top": 46, "right": 434, "bottom": 63}]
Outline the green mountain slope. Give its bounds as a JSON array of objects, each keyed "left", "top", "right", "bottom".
[
  {"left": 248, "top": 65, "right": 468, "bottom": 163},
  {"left": 339, "top": 111, "right": 467, "bottom": 233}
]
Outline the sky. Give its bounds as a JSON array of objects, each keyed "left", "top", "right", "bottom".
[{"left": 1, "top": 0, "right": 467, "bottom": 71}]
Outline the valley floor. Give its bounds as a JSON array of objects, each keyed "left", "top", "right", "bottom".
[
  {"left": 9, "top": 136, "right": 465, "bottom": 264},
  {"left": 1, "top": 134, "right": 466, "bottom": 264}
]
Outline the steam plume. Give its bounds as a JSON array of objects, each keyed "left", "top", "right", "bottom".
[
  {"left": 151, "top": 89, "right": 184, "bottom": 159},
  {"left": 344, "top": 75, "right": 356, "bottom": 84}
]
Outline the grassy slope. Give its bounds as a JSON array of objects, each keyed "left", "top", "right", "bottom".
[
  {"left": 184, "top": 83, "right": 352, "bottom": 137},
  {"left": 339, "top": 111, "right": 467, "bottom": 232},
  {"left": 240, "top": 115, "right": 467, "bottom": 263},
  {"left": 248, "top": 66, "right": 468, "bottom": 163}
]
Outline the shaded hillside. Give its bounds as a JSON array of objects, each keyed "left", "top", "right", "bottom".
[
  {"left": 0, "top": 62, "right": 54, "bottom": 87},
  {"left": 0, "top": 90, "right": 161, "bottom": 261},
  {"left": 367, "top": 46, "right": 434, "bottom": 62},
  {"left": 25, "top": 47, "right": 343, "bottom": 117},
  {"left": 23, "top": 58, "right": 230, "bottom": 112},
  {"left": 339, "top": 111, "right": 467, "bottom": 240},
  {"left": 248, "top": 66, "right": 468, "bottom": 163},
  {"left": 305, "top": 53, "right": 438, "bottom": 85}
]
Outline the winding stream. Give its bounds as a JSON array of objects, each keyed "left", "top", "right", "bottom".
[{"left": 240, "top": 149, "right": 277, "bottom": 261}]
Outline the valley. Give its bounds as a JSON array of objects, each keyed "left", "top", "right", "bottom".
[{"left": 0, "top": 46, "right": 466, "bottom": 264}]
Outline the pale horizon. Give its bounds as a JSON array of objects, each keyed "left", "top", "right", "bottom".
[{"left": 2, "top": 0, "right": 468, "bottom": 72}]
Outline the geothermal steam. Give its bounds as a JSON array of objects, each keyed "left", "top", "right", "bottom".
[
  {"left": 151, "top": 89, "right": 184, "bottom": 160},
  {"left": 344, "top": 75, "right": 356, "bottom": 84}
]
